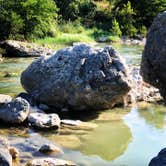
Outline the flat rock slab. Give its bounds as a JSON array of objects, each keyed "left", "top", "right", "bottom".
[
  {"left": 0, "top": 97, "right": 30, "bottom": 124},
  {"left": 0, "top": 40, "right": 54, "bottom": 57},
  {"left": 25, "top": 158, "right": 76, "bottom": 166},
  {"left": 28, "top": 113, "right": 61, "bottom": 129}
]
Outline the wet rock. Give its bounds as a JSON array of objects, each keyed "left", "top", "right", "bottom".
[
  {"left": 21, "top": 44, "right": 131, "bottom": 111},
  {"left": 61, "top": 119, "right": 82, "bottom": 126},
  {"left": 0, "top": 136, "right": 12, "bottom": 166},
  {"left": 130, "top": 67, "right": 162, "bottom": 102},
  {"left": 149, "top": 148, "right": 166, "bottom": 166},
  {"left": 28, "top": 113, "right": 60, "bottom": 129},
  {"left": 0, "top": 40, "right": 54, "bottom": 57},
  {"left": 39, "top": 144, "right": 63, "bottom": 154},
  {"left": 0, "top": 97, "right": 30, "bottom": 124},
  {"left": 25, "top": 158, "right": 76, "bottom": 166},
  {"left": 0, "top": 94, "right": 12, "bottom": 106},
  {"left": 141, "top": 11, "right": 166, "bottom": 101},
  {"left": 9, "top": 147, "right": 19, "bottom": 160}
]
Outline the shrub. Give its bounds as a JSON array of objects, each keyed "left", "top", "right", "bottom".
[{"left": 110, "top": 19, "right": 122, "bottom": 36}]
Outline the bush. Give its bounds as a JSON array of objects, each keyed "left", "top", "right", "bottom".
[
  {"left": 110, "top": 19, "right": 122, "bottom": 36},
  {"left": 0, "top": 0, "right": 58, "bottom": 40}
]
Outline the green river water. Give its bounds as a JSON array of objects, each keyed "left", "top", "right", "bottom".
[{"left": 0, "top": 44, "right": 166, "bottom": 166}]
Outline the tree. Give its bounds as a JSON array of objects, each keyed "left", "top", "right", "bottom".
[
  {"left": 0, "top": 0, "right": 58, "bottom": 40},
  {"left": 110, "top": 18, "right": 122, "bottom": 36},
  {"left": 116, "top": 1, "right": 137, "bottom": 37}
]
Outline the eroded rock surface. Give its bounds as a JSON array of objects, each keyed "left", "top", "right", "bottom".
[
  {"left": 141, "top": 11, "right": 166, "bottom": 101},
  {"left": 21, "top": 44, "right": 131, "bottom": 111}
]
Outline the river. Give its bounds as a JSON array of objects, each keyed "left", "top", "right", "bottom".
[{"left": 0, "top": 44, "right": 165, "bottom": 166}]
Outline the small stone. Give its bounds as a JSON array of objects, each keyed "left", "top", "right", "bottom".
[
  {"left": 8, "top": 147, "right": 19, "bottom": 160},
  {"left": 39, "top": 144, "right": 63, "bottom": 154},
  {"left": 38, "top": 104, "right": 50, "bottom": 111}
]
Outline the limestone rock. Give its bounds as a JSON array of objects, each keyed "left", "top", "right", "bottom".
[
  {"left": 28, "top": 113, "right": 60, "bottom": 129},
  {"left": 21, "top": 44, "right": 131, "bottom": 111}
]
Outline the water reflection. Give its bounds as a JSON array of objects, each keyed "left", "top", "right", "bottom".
[{"left": 137, "top": 102, "right": 166, "bottom": 129}]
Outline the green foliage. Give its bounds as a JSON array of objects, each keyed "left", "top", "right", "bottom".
[
  {"left": 116, "top": 1, "right": 137, "bottom": 37},
  {"left": 0, "top": 0, "right": 58, "bottom": 40},
  {"left": 0, "top": 0, "right": 165, "bottom": 40},
  {"left": 110, "top": 19, "right": 122, "bottom": 36},
  {"left": 58, "top": 21, "right": 85, "bottom": 34}
]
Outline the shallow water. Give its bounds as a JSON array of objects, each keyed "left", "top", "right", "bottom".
[{"left": 0, "top": 44, "right": 165, "bottom": 166}]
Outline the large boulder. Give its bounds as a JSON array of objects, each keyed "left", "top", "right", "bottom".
[
  {"left": 0, "top": 97, "right": 30, "bottom": 124},
  {"left": 149, "top": 148, "right": 166, "bottom": 166},
  {"left": 21, "top": 44, "right": 131, "bottom": 111},
  {"left": 140, "top": 11, "right": 166, "bottom": 100},
  {"left": 0, "top": 40, "right": 54, "bottom": 57}
]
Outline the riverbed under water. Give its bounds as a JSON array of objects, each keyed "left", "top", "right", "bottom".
[{"left": 0, "top": 44, "right": 165, "bottom": 166}]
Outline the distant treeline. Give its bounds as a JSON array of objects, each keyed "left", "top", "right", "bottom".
[{"left": 0, "top": 0, "right": 165, "bottom": 40}]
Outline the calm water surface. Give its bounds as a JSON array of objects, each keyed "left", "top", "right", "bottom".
[{"left": 0, "top": 44, "right": 165, "bottom": 166}]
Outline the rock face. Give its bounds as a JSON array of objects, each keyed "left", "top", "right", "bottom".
[
  {"left": 141, "top": 11, "right": 166, "bottom": 100},
  {"left": 28, "top": 113, "right": 61, "bottom": 129},
  {"left": 0, "top": 40, "right": 54, "bottom": 57},
  {"left": 0, "top": 136, "right": 12, "bottom": 166},
  {"left": 21, "top": 44, "right": 131, "bottom": 111},
  {"left": 0, "top": 97, "right": 30, "bottom": 124},
  {"left": 149, "top": 148, "right": 166, "bottom": 166},
  {"left": 25, "top": 158, "right": 76, "bottom": 166},
  {"left": 130, "top": 67, "right": 161, "bottom": 102}
]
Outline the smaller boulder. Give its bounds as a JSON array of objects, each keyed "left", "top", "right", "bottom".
[
  {"left": 28, "top": 113, "right": 60, "bottom": 129},
  {"left": 0, "top": 94, "right": 12, "bottom": 106},
  {"left": 0, "top": 97, "right": 30, "bottom": 124},
  {"left": 149, "top": 148, "right": 166, "bottom": 166},
  {"left": 25, "top": 158, "right": 76, "bottom": 166},
  {"left": 39, "top": 144, "right": 63, "bottom": 154}
]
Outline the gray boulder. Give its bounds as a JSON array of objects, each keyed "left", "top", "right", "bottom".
[
  {"left": 141, "top": 11, "right": 166, "bottom": 101},
  {"left": 0, "top": 136, "right": 12, "bottom": 166},
  {"left": 21, "top": 44, "right": 131, "bottom": 111},
  {"left": 149, "top": 148, "right": 166, "bottom": 166},
  {"left": 28, "top": 113, "right": 60, "bottom": 129},
  {"left": 0, "top": 97, "right": 30, "bottom": 124}
]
